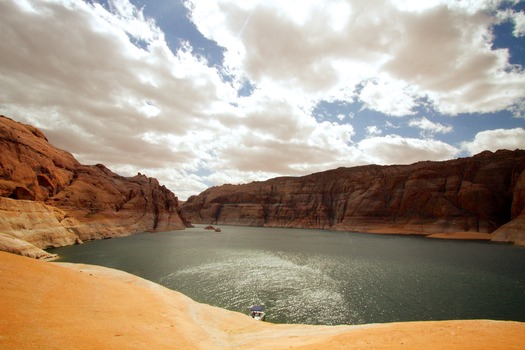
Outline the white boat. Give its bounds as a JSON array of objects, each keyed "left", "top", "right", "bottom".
[{"left": 248, "top": 305, "right": 266, "bottom": 321}]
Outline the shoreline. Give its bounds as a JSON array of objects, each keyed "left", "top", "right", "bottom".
[
  {"left": 1, "top": 251, "right": 524, "bottom": 349},
  {"left": 196, "top": 223, "right": 498, "bottom": 242},
  {"left": 426, "top": 231, "right": 495, "bottom": 240},
  {"left": 43, "top": 226, "right": 500, "bottom": 262},
  {"left": 353, "top": 228, "right": 495, "bottom": 241}
]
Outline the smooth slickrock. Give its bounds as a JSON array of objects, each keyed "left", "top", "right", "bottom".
[
  {"left": 493, "top": 161, "right": 525, "bottom": 245},
  {"left": 181, "top": 149, "right": 525, "bottom": 245},
  {"left": 1, "top": 251, "right": 524, "bottom": 350},
  {"left": 0, "top": 197, "right": 79, "bottom": 248},
  {"left": 0, "top": 115, "right": 186, "bottom": 257},
  {"left": 0, "top": 233, "right": 56, "bottom": 260}
]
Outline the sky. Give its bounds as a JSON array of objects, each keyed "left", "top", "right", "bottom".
[{"left": 1, "top": 0, "right": 525, "bottom": 200}]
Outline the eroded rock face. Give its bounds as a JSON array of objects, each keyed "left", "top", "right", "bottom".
[
  {"left": 492, "top": 158, "right": 525, "bottom": 245},
  {"left": 0, "top": 197, "right": 79, "bottom": 248},
  {"left": 45, "top": 164, "right": 186, "bottom": 242},
  {"left": 181, "top": 150, "right": 525, "bottom": 245},
  {"left": 0, "top": 233, "right": 57, "bottom": 260},
  {"left": 0, "top": 115, "right": 186, "bottom": 257},
  {"left": 0, "top": 117, "right": 79, "bottom": 201}
]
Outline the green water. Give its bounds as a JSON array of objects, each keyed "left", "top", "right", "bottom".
[{"left": 48, "top": 225, "right": 525, "bottom": 325}]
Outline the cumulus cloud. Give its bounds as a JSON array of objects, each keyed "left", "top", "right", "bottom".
[
  {"left": 186, "top": 0, "right": 525, "bottom": 116},
  {"left": 383, "top": 5, "right": 525, "bottom": 116},
  {"left": 497, "top": 8, "right": 525, "bottom": 37},
  {"left": 1, "top": 0, "right": 523, "bottom": 200},
  {"left": 208, "top": 96, "right": 358, "bottom": 175},
  {"left": 359, "top": 78, "right": 419, "bottom": 117},
  {"left": 0, "top": 0, "right": 234, "bottom": 198},
  {"left": 366, "top": 126, "right": 382, "bottom": 137},
  {"left": 1, "top": 1, "right": 228, "bottom": 139},
  {"left": 0, "top": 0, "right": 367, "bottom": 198},
  {"left": 513, "top": 11, "right": 525, "bottom": 37},
  {"left": 408, "top": 117, "right": 453, "bottom": 138},
  {"left": 358, "top": 135, "right": 460, "bottom": 165},
  {"left": 461, "top": 128, "right": 525, "bottom": 155}
]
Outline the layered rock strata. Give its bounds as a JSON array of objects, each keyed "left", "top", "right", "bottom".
[
  {"left": 182, "top": 149, "right": 525, "bottom": 245},
  {"left": 0, "top": 115, "right": 186, "bottom": 258}
]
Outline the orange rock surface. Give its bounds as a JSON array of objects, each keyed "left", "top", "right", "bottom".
[
  {"left": 1, "top": 251, "right": 524, "bottom": 350},
  {"left": 182, "top": 150, "right": 525, "bottom": 245},
  {"left": 0, "top": 115, "right": 186, "bottom": 258}
]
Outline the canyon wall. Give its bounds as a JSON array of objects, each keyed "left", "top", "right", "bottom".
[
  {"left": 181, "top": 149, "right": 525, "bottom": 245},
  {"left": 0, "top": 116, "right": 186, "bottom": 258}
]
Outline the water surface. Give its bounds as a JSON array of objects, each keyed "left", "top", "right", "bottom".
[{"left": 49, "top": 225, "right": 525, "bottom": 325}]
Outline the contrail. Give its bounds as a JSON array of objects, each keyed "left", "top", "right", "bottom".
[{"left": 238, "top": 8, "right": 255, "bottom": 37}]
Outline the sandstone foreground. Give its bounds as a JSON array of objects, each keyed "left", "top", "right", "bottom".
[{"left": 1, "top": 251, "right": 524, "bottom": 350}]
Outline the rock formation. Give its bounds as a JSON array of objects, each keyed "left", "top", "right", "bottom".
[
  {"left": 0, "top": 115, "right": 186, "bottom": 258},
  {"left": 181, "top": 149, "right": 525, "bottom": 245}
]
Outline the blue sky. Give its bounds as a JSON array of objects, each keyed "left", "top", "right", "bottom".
[{"left": 1, "top": 0, "right": 525, "bottom": 199}]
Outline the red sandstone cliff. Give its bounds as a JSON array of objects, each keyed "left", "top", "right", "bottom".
[
  {"left": 0, "top": 116, "right": 186, "bottom": 258},
  {"left": 181, "top": 150, "right": 525, "bottom": 245}
]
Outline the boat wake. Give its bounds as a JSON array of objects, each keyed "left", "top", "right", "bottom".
[{"left": 160, "top": 249, "right": 364, "bottom": 325}]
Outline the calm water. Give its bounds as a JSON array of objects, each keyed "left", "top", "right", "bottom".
[{"left": 48, "top": 225, "right": 525, "bottom": 325}]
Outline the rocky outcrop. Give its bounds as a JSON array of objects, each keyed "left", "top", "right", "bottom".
[
  {"left": 44, "top": 165, "right": 186, "bottom": 242},
  {"left": 0, "top": 115, "right": 186, "bottom": 258},
  {"left": 0, "top": 233, "right": 57, "bottom": 260},
  {"left": 0, "top": 197, "right": 79, "bottom": 248},
  {"left": 0, "top": 117, "right": 80, "bottom": 202},
  {"left": 181, "top": 149, "right": 525, "bottom": 245},
  {"left": 492, "top": 158, "right": 525, "bottom": 245}
]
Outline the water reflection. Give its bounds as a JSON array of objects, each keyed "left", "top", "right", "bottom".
[
  {"left": 49, "top": 225, "right": 525, "bottom": 325},
  {"left": 161, "top": 250, "right": 355, "bottom": 324}
]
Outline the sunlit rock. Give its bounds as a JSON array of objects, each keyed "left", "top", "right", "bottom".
[
  {"left": 182, "top": 150, "right": 525, "bottom": 245},
  {"left": 0, "top": 115, "right": 187, "bottom": 257}
]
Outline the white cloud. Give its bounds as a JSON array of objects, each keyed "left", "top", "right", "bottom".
[
  {"left": 366, "top": 126, "right": 382, "bottom": 137},
  {"left": 461, "top": 128, "right": 525, "bottom": 155},
  {"left": 383, "top": 5, "right": 524, "bottom": 115},
  {"left": 513, "top": 11, "right": 525, "bottom": 37},
  {"left": 358, "top": 135, "right": 460, "bottom": 165},
  {"left": 392, "top": 0, "right": 510, "bottom": 14},
  {"left": 408, "top": 117, "right": 453, "bottom": 138},
  {"left": 186, "top": 0, "right": 525, "bottom": 116},
  {"left": 1, "top": 0, "right": 523, "bottom": 200},
  {"left": 0, "top": 0, "right": 369, "bottom": 198},
  {"left": 207, "top": 95, "right": 358, "bottom": 176},
  {"left": 359, "top": 78, "right": 419, "bottom": 117},
  {"left": 497, "top": 8, "right": 525, "bottom": 37},
  {"left": 0, "top": 0, "right": 233, "bottom": 194},
  {"left": 101, "top": 0, "right": 164, "bottom": 44},
  {"left": 186, "top": 0, "right": 390, "bottom": 100}
]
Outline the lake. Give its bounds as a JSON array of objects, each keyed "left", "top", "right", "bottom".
[{"left": 48, "top": 225, "right": 525, "bottom": 325}]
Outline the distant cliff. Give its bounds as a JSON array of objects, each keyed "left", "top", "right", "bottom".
[
  {"left": 181, "top": 149, "right": 525, "bottom": 245},
  {"left": 0, "top": 116, "right": 186, "bottom": 258}
]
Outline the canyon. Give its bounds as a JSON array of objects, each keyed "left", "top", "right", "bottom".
[
  {"left": 181, "top": 149, "right": 525, "bottom": 245},
  {"left": 1, "top": 116, "right": 525, "bottom": 348},
  {"left": 0, "top": 115, "right": 186, "bottom": 259},
  {"left": 1, "top": 113, "right": 525, "bottom": 261}
]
